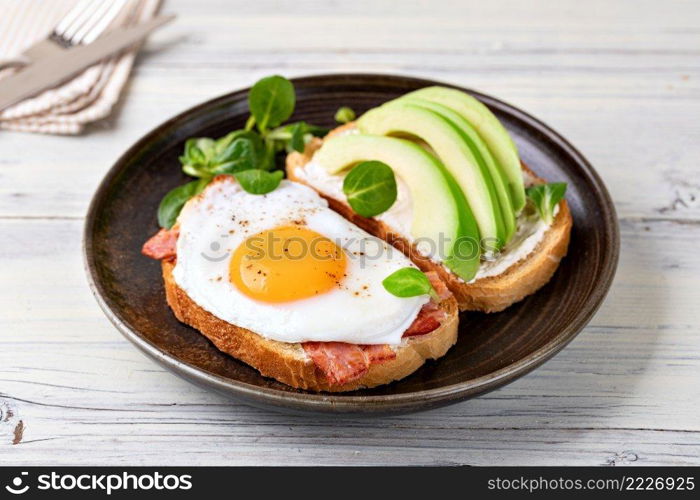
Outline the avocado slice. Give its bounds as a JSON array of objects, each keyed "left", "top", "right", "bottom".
[
  {"left": 315, "top": 134, "right": 481, "bottom": 280},
  {"left": 358, "top": 101, "right": 507, "bottom": 250},
  {"left": 404, "top": 86, "right": 526, "bottom": 213},
  {"left": 402, "top": 97, "right": 516, "bottom": 242}
]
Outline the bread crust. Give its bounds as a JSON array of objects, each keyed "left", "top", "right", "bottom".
[
  {"left": 286, "top": 124, "right": 572, "bottom": 312},
  {"left": 162, "top": 260, "right": 458, "bottom": 392}
]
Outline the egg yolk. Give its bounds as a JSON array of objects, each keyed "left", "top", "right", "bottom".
[{"left": 229, "top": 225, "right": 348, "bottom": 303}]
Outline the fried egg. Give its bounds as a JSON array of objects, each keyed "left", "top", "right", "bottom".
[{"left": 172, "top": 177, "right": 428, "bottom": 345}]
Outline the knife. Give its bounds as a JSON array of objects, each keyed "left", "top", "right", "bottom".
[{"left": 0, "top": 14, "right": 175, "bottom": 112}]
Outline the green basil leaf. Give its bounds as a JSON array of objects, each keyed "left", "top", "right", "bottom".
[
  {"left": 197, "top": 137, "right": 216, "bottom": 159},
  {"left": 248, "top": 75, "right": 295, "bottom": 132},
  {"left": 214, "top": 137, "right": 249, "bottom": 164},
  {"left": 382, "top": 267, "right": 438, "bottom": 300},
  {"left": 284, "top": 122, "right": 329, "bottom": 151},
  {"left": 234, "top": 169, "right": 284, "bottom": 195},
  {"left": 257, "top": 140, "right": 277, "bottom": 171},
  {"left": 342, "top": 160, "right": 397, "bottom": 217},
  {"left": 214, "top": 130, "right": 265, "bottom": 159},
  {"left": 211, "top": 138, "right": 256, "bottom": 174},
  {"left": 187, "top": 138, "right": 215, "bottom": 164},
  {"left": 182, "top": 163, "right": 209, "bottom": 178},
  {"left": 525, "top": 182, "right": 567, "bottom": 224},
  {"left": 180, "top": 138, "right": 218, "bottom": 177},
  {"left": 214, "top": 130, "right": 248, "bottom": 156},
  {"left": 265, "top": 123, "right": 294, "bottom": 141},
  {"left": 241, "top": 131, "right": 269, "bottom": 169},
  {"left": 334, "top": 106, "right": 356, "bottom": 124},
  {"left": 157, "top": 178, "right": 210, "bottom": 229},
  {"left": 182, "top": 138, "right": 204, "bottom": 165},
  {"left": 304, "top": 123, "right": 330, "bottom": 137},
  {"left": 289, "top": 122, "right": 306, "bottom": 153},
  {"left": 267, "top": 121, "right": 327, "bottom": 147}
]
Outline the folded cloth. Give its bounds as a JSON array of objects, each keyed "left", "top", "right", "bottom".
[{"left": 0, "top": 0, "right": 161, "bottom": 135}]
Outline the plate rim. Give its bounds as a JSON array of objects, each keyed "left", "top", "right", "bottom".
[{"left": 84, "top": 73, "right": 620, "bottom": 413}]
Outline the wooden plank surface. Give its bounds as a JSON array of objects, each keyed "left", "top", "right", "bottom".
[{"left": 1, "top": 0, "right": 699, "bottom": 466}]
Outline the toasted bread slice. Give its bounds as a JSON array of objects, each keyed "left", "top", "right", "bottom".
[
  {"left": 161, "top": 260, "right": 458, "bottom": 392},
  {"left": 286, "top": 123, "right": 572, "bottom": 313}
]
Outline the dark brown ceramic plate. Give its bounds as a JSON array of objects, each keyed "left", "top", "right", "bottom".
[{"left": 84, "top": 74, "right": 618, "bottom": 415}]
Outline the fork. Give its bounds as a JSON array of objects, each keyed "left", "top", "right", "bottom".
[{"left": 0, "top": 0, "right": 128, "bottom": 72}]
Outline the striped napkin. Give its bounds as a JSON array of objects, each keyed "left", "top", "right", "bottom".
[{"left": 0, "top": 0, "right": 161, "bottom": 135}]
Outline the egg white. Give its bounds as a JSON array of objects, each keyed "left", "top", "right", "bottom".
[{"left": 172, "top": 177, "right": 428, "bottom": 345}]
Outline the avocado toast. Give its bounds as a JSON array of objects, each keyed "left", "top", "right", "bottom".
[{"left": 287, "top": 86, "right": 572, "bottom": 312}]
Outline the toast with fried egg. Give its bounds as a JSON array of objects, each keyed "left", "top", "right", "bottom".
[
  {"left": 143, "top": 176, "right": 459, "bottom": 392},
  {"left": 287, "top": 123, "right": 572, "bottom": 313}
]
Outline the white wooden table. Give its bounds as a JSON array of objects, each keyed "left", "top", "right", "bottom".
[{"left": 1, "top": 0, "right": 699, "bottom": 466}]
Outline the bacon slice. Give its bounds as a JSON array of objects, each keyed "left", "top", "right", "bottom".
[
  {"left": 403, "top": 303, "right": 445, "bottom": 337},
  {"left": 362, "top": 344, "right": 397, "bottom": 363},
  {"left": 402, "top": 272, "right": 450, "bottom": 337},
  {"left": 303, "top": 274, "right": 451, "bottom": 385},
  {"left": 303, "top": 342, "right": 370, "bottom": 385},
  {"left": 142, "top": 227, "right": 179, "bottom": 261},
  {"left": 302, "top": 342, "right": 397, "bottom": 385}
]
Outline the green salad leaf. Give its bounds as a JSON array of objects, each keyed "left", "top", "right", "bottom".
[
  {"left": 289, "top": 122, "right": 306, "bottom": 153},
  {"left": 342, "top": 160, "right": 398, "bottom": 217},
  {"left": 234, "top": 169, "right": 284, "bottom": 195},
  {"left": 382, "top": 267, "right": 439, "bottom": 301},
  {"left": 525, "top": 182, "right": 567, "bottom": 224},
  {"left": 158, "top": 178, "right": 210, "bottom": 229},
  {"left": 156, "top": 75, "right": 329, "bottom": 227},
  {"left": 266, "top": 121, "right": 329, "bottom": 153},
  {"left": 211, "top": 137, "right": 261, "bottom": 174},
  {"left": 179, "top": 138, "right": 213, "bottom": 175},
  {"left": 248, "top": 75, "right": 295, "bottom": 132},
  {"left": 335, "top": 106, "right": 356, "bottom": 124},
  {"left": 180, "top": 131, "right": 268, "bottom": 177}
]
